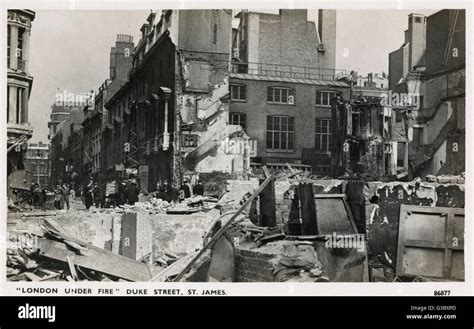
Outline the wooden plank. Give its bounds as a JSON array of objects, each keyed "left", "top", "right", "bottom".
[
  {"left": 262, "top": 165, "right": 271, "bottom": 178},
  {"left": 342, "top": 197, "right": 359, "bottom": 234},
  {"left": 37, "top": 237, "right": 156, "bottom": 282},
  {"left": 285, "top": 163, "right": 297, "bottom": 175},
  {"left": 314, "top": 194, "right": 346, "bottom": 199},
  {"left": 396, "top": 205, "right": 409, "bottom": 276},
  {"left": 150, "top": 254, "right": 195, "bottom": 282},
  {"left": 443, "top": 213, "right": 455, "bottom": 278},
  {"left": 404, "top": 239, "right": 446, "bottom": 249},
  {"left": 66, "top": 256, "right": 79, "bottom": 281},
  {"left": 24, "top": 272, "right": 42, "bottom": 281},
  {"left": 404, "top": 205, "right": 464, "bottom": 215}
]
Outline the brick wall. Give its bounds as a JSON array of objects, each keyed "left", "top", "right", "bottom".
[
  {"left": 229, "top": 78, "right": 349, "bottom": 161},
  {"left": 254, "top": 10, "right": 336, "bottom": 69},
  {"left": 234, "top": 247, "right": 275, "bottom": 282}
]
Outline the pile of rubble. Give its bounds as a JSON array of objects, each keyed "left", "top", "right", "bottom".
[
  {"left": 6, "top": 169, "right": 373, "bottom": 283},
  {"left": 425, "top": 173, "right": 465, "bottom": 184}
]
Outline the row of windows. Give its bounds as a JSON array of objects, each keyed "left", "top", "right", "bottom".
[
  {"left": 230, "top": 84, "right": 339, "bottom": 107},
  {"left": 230, "top": 113, "right": 332, "bottom": 152},
  {"left": 7, "top": 25, "right": 26, "bottom": 68}
]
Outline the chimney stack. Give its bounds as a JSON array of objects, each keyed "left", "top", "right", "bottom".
[
  {"left": 407, "top": 13, "right": 426, "bottom": 70},
  {"left": 110, "top": 34, "right": 134, "bottom": 82}
]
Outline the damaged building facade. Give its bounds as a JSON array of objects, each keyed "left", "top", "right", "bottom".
[
  {"left": 389, "top": 10, "right": 465, "bottom": 179},
  {"left": 330, "top": 96, "right": 409, "bottom": 180},
  {"left": 7, "top": 10, "right": 36, "bottom": 189},
  {"left": 103, "top": 10, "right": 249, "bottom": 192},
  {"left": 230, "top": 10, "right": 351, "bottom": 175}
]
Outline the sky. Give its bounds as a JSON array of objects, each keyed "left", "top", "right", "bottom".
[{"left": 27, "top": 9, "right": 436, "bottom": 143}]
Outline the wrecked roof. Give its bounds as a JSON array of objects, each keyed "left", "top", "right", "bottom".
[{"left": 230, "top": 73, "right": 350, "bottom": 87}]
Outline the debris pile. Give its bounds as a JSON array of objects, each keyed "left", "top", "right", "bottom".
[{"left": 8, "top": 218, "right": 161, "bottom": 282}]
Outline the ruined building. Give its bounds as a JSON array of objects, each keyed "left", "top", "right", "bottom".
[
  {"left": 331, "top": 96, "right": 408, "bottom": 180},
  {"left": 389, "top": 10, "right": 465, "bottom": 179},
  {"left": 7, "top": 10, "right": 35, "bottom": 188},
  {"left": 104, "top": 10, "right": 248, "bottom": 192}
]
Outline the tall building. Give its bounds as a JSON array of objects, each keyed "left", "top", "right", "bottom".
[
  {"left": 24, "top": 142, "right": 50, "bottom": 187},
  {"left": 388, "top": 10, "right": 465, "bottom": 178},
  {"left": 48, "top": 104, "right": 85, "bottom": 185},
  {"left": 230, "top": 10, "right": 350, "bottom": 174},
  {"left": 7, "top": 10, "right": 35, "bottom": 187},
  {"left": 82, "top": 34, "right": 134, "bottom": 185}
]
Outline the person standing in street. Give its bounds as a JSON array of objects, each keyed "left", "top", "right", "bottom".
[
  {"left": 83, "top": 179, "right": 94, "bottom": 210},
  {"left": 193, "top": 179, "right": 205, "bottom": 196},
  {"left": 33, "top": 183, "right": 42, "bottom": 207},
  {"left": 54, "top": 184, "right": 63, "bottom": 210},
  {"left": 179, "top": 177, "right": 191, "bottom": 202},
  {"left": 93, "top": 183, "right": 102, "bottom": 208},
  {"left": 127, "top": 181, "right": 139, "bottom": 205}
]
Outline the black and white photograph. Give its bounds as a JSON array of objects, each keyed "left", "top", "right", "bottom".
[{"left": 4, "top": 5, "right": 467, "bottom": 288}]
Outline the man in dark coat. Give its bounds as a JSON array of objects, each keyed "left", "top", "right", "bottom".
[
  {"left": 83, "top": 180, "right": 94, "bottom": 209},
  {"left": 127, "top": 181, "right": 139, "bottom": 205},
  {"left": 179, "top": 178, "right": 191, "bottom": 201},
  {"left": 163, "top": 180, "right": 179, "bottom": 204},
  {"left": 193, "top": 179, "right": 205, "bottom": 196}
]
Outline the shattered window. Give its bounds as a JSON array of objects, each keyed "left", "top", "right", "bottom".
[
  {"left": 230, "top": 112, "right": 246, "bottom": 131},
  {"left": 267, "top": 87, "right": 295, "bottom": 105},
  {"left": 230, "top": 84, "right": 246, "bottom": 101},
  {"left": 315, "top": 118, "right": 332, "bottom": 152},
  {"left": 266, "top": 116, "right": 294, "bottom": 151}
]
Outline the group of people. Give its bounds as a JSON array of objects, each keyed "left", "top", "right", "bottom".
[
  {"left": 53, "top": 183, "right": 73, "bottom": 210},
  {"left": 77, "top": 176, "right": 205, "bottom": 209},
  {"left": 81, "top": 178, "right": 140, "bottom": 209},
  {"left": 81, "top": 179, "right": 106, "bottom": 209},
  {"left": 115, "top": 180, "right": 140, "bottom": 206},
  {"left": 152, "top": 178, "right": 205, "bottom": 203},
  {"left": 27, "top": 182, "right": 73, "bottom": 210}
]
